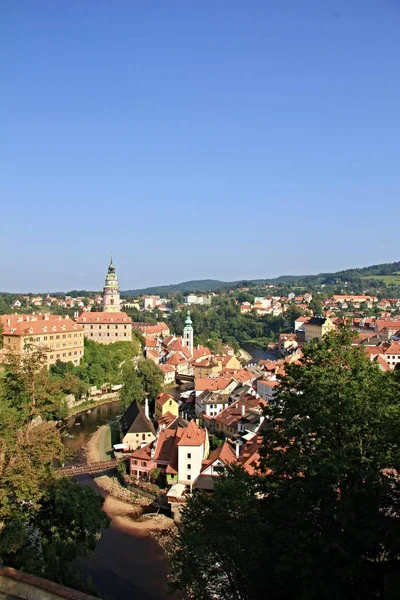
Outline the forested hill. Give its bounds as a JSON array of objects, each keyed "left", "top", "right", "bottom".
[
  {"left": 122, "top": 279, "right": 243, "bottom": 296},
  {"left": 121, "top": 260, "right": 400, "bottom": 296}
]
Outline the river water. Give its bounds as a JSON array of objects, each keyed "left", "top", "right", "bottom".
[
  {"left": 63, "top": 343, "right": 275, "bottom": 599},
  {"left": 64, "top": 402, "right": 170, "bottom": 600}
]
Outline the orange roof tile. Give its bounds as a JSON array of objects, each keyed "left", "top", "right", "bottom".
[
  {"left": 1, "top": 314, "right": 83, "bottom": 336},
  {"left": 76, "top": 312, "right": 132, "bottom": 324},
  {"left": 155, "top": 392, "right": 177, "bottom": 407},
  {"left": 177, "top": 419, "right": 206, "bottom": 447}
]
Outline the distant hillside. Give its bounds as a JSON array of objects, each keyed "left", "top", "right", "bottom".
[
  {"left": 121, "top": 261, "right": 400, "bottom": 296},
  {"left": 121, "top": 279, "right": 242, "bottom": 296}
]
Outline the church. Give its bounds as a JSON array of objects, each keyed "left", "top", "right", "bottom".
[{"left": 76, "top": 258, "right": 133, "bottom": 344}]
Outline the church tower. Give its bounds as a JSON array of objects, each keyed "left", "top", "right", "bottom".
[
  {"left": 183, "top": 309, "right": 194, "bottom": 357},
  {"left": 102, "top": 257, "right": 121, "bottom": 313}
]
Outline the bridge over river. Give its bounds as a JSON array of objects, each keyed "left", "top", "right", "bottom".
[{"left": 58, "top": 456, "right": 128, "bottom": 477}]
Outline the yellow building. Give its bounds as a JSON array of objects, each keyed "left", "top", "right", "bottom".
[
  {"left": 0, "top": 314, "right": 85, "bottom": 367},
  {"left": 193, "top": 353, "right": 241, "bottom": 379},
  {"left": 304, "top": 317, "right": 335, "bottom": 342},
  {"left": 193, "top": 358, "right": 222, "bottom": 379},
  {"left": 155, "top": 392, "right": 179, "bottom": 420}
]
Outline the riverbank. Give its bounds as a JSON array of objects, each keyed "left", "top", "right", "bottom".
[
  {"left": 85, "top": 425, "right": 174, "bottom": 534},
  {"left": 67, "top": 394, "right": 120, "bottom": 418},
  {"left": 237, "top": 348, "right": 252, "bottom": 362}
]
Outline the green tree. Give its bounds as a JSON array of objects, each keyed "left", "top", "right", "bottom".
[
  {"left": 0, "top": 347, "right": 110, "bottom": 594},
  {"left": 259, "top": 328, "right": 400, "bottom": 599},
  {"left": 169, "top": 329, "right": 400, "bottom": 599},
  {"left": 3, "top": 478, "right": 109, "bottom": 594},
  {"left": 136, "top": 359, "right": 163, "bottom": 402},
  {"left": 169, "top": 468, "right": 266, "bottom": 600},
  {"left": 120, "top": 366, "right": 146, "bottom": 410}
]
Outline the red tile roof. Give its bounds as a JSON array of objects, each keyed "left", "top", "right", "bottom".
[
  {"left": 155, "top": 392, "right": 177, "bottom": 407},
  {"left": 76, "top": 311, "right": 132, "bottom": 324},
  {"left": 177, "top": 419, "right": 206, "bottom": 447},
  {"left": 201, "top": 441, "right": 236, "bottom": 471},
  {"left": 1, "top": 314, "right": 83, "bottom": 336},
  {"left": 195, "top": 376, "right": 234, "bottom": 392},
  {"left": 158, "top": 364, "right": 175, "bottom": 373}
]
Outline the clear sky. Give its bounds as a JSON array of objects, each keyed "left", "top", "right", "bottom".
[{"left": 1, "top": 0, "right": 399, "bottom": 292}]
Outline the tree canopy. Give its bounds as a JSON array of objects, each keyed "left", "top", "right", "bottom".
[
  {"left": 0, "top": 346, "right": 109, "bottom": 594},
  {"left": 169, "top": 329, "right": 400, "bottom": 600}
]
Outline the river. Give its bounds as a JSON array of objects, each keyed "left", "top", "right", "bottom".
[
  {"left": 241, "top": 342, "right": 277, "bottom": 364},
  {"left": 63, "top": 343, "right": 276, "bottom": 598},
  {"left": 64, "top": 402, "right": 171, "bottom": 600}
]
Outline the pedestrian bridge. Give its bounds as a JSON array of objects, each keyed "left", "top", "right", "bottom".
[
  {"left": 58, "top": 456, "right": 128, "bottom": 477},
  {"left": 176, "top": 373, "right": 195, "bottom": 384}
]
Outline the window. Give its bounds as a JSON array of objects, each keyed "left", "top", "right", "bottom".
[
  {"left": 141, "top": 461, "right": 146, "bottom": 467},
  {"left": 56, "top": 354, "right": 60, "bottom": 358},
  {"left": 50, "top": 355, "right": 54, "bottom": 359},
  {"left": 63, "top": 353, "right": 66, "bottom": 357},
  {"left": 50, "top": 335, "right": 53, "bottom": 340},
  {"left": 44, "top": 336, "right": 48, "bottom": 341},
  {"left": 62, "top": 334, "right": 66, "bottom": 339},
  {"left": 107, "top": 325, "right": 109, "bottom": 329},
  {"left": 187, "top": 453, "right": 191, "bottom": 459},
  {"left": 187, "top": 464, "right": 191, "bottom": 470},
  {"left": 187, "top": 474, "right": 191, "bottom": 480},
  {"left": 142, "top": 434, "right": 146, "bottom": 440},
  {"left": 56, "top": 335, "right": 60, "bottom": 339}
]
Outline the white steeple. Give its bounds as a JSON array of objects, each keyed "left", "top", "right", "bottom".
[{"left": 183, "top": 309, "right": 194, "bottom": 357}]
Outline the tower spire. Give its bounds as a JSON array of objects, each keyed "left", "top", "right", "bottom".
[
  {"left": 102, "top": 256, "right": 120, "bottom": 312},
  {"left": 183, "top": 308, "right": 194, "bottom": 357}
]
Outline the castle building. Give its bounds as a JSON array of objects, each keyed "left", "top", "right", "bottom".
[
  {"left": 76, "top": 258, "right": 132, "bottom": 344},
  {"left": 102, "top": 258, "right": 121, "bottom": 312},
  {"left": 0, "top": 314, "right": 85, "bottom": 368},
  {"left": 182, "top": 309, "right": 194, "bottom": 357}
]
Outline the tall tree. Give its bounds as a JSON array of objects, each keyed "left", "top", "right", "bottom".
[
  {"left": 259, "top": 328, "right": 400, "bottom": 599},
  {"left": 169, "top": 329, "right": 400, "bottom": 600}
]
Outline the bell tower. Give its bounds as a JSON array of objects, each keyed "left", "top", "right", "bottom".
[
  {"left": 102, "top": 257, "right": 121, "bottom": 313},
  {"left": 183, "top": 309, "right": 194, "bottom": 357}
]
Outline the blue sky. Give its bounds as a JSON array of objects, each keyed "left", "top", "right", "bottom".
[{"left": 1, "top": 0, "right": 399, "bottom": 292}]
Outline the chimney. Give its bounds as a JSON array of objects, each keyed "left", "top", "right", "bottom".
[
  {"left": 241, "top": 405, "right": 245, "bottom": 416},
  {"left": 144, "top": 398, "right": 149, "bottom": 419},
  {"left": 235, "top": 440, "right": 240, "bottom": 459},
  {"left": 7, "top": 318, "right": 10, "bottom": 326}
]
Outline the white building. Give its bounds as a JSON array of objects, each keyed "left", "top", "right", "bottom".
[
  {"left": 177, "top": 420, "right": 209, "bottom": 486},
  {"left": 184, "top": 294, "right": 212, "bottom": 306}
]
